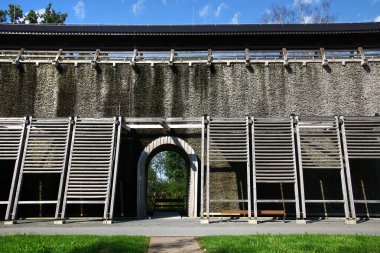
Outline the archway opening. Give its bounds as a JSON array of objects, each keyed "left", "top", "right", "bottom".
[
  {"left": 137, "top": 136, "right": 199, "bottom": 218},
  {"left": 147, "top": 150, "right": 188, "bottom": 217}
]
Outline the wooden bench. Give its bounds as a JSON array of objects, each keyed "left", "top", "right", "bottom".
[{"left": 258, "top": 210, "right": 286, "bottom": 222}]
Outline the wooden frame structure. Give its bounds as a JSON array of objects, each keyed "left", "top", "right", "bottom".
[
  {"left": 251, "top": 117, "right": 301, "bottom": 223},
  {"left": 0, "top": 48, "right": 379, "bottom": 67},
  {"left": 0, "top": 118, "right": 27, "bottom": 222},
  {"left": 2, "top": 115, "right": 380, "bottom": 224},
  {"left": 10, "top": 117, "right": 72, "bottom": 224},
  {"left": 59, "top": 117, "right": 121, "bottom": 224},
  {"left": 340, "top": 116, "right": 380, "bottom": 220}
]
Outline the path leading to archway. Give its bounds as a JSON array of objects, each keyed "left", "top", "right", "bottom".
[{"left": 148, "top": 237, "right": 203, "bottom": 253}]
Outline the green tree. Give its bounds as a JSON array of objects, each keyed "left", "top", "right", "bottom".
[
  {"left": 0, "top": 10, "right": 6, "bottom": 23},
  {"left": 40, "top": 3, "right": 67, "bottom": 24},
  {"left": 8, "top": 4, "right": 23, "bottom": 23},
  {"left": 148, "top": 151, "right": 187, "bottom": 201},
  {"left": 25, "top": 10, "right": 38, "bottom": 24}
]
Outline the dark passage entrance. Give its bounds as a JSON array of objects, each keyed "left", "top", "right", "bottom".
[
  {"left": 0, "top": 160, "right": 15, "bottom": 220},
  {"left": 147, "top": 150, "right": 189, "bottom": 217},
  {"left": 349, "top": 159, "right": 380, "bottom": 218}
]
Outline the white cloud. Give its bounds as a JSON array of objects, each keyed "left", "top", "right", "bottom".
[
  {"left": 293, "top": 0, "right": 320, "bottom": 5},
  {"left": 132, "top": 0, "right": 146, "bottom": 15},
  {"left": 214, "top": 3, "right": 228, "bottom": 17},
  {"left": 73, "top": 1, "right": 85, "bottom": 20},
  {"left": 231, "top": 12, "right": 240, "bottom": 24},
  {"left": 199, "top": 4, "right": 209, "bottom": 18},
  {"left": 374, "top": 15, "right": 380, "bottom": 22},
  {"left": 302, "top": 15, "right": 315, "bottom": 23},
  {"left": 161, "top": 0, "right": 167, "bottom": 4}
]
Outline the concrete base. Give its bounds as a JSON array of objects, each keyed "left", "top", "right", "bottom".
[
  {"left": 200, "top": 219, "right": 209, "bottom": 224},
  {"left": 296, "top": 219, "right": 307, "bottom": 224},
  {"left": 103, "top": 220, "right": 113, "bottom": 224},
  {"left": 4, "top": 220, "right": 16, "bottom": 225},
  {"left": 54, "top": 220, "right": 65, "bottom": 225},
  {"left": 345, "top": 219, "right": 357, "bottom": 225},
  {"left": 248, "top": 219, "right": 258, "bottom": 224}
]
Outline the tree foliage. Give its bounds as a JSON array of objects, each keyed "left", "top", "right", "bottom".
[
  {"left": 7, "top": 4, "right": 23, "bottom": 23},
  {"left": 0, "top": 10, "right": 6, "bottom": 23},
  {"left": 40, "top": 3, "right": 68, "bottom": 24},
  {"left": 261, "top": 0, "right": 335, "bottom": 24},
  {"left": 148, "top": 151, "right": 187, "bottom": 201},
  {"left": 0, "top": 3, "right": 67, "bottom": 24}
]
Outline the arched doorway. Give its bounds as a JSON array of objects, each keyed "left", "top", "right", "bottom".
[{"left": 137, "top": 137, "right": 198, "bottom": 217}]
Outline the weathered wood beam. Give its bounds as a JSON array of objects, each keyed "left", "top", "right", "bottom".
[
  {"left": 245, "top": 48, "right": 250, "bottom": 66},
  {"left": 159, "top": 119, "right": 171, "bottom": 132},
  {"left": 131, "top": 49, "right": 138, "bottom": 67},
  {"left": 169, "top": 49, "right": 175, "bottom": 66},
  {"left": 52, "top": 49, "right": 63, "bottom": 68},
  {"left": 12, "top": 48, "right": 24, "bottom": 66},
  {"left": 282, "top": 48, "right": 289, "bottom": 67},
  {"left": 320, "top": 48, "right": 328, "bottom": 67},
  {"left": 207, "top": 49, "right": 213, "bottom": 66},
  {"left": 91, "top": 49, "right": 100, "bottom": 68},
  {"left": 358, "top": 47, "right": 368, "bottom": 66}
]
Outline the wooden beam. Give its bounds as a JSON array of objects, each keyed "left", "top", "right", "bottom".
[
  {"left": 358, "top": 47, "right": 368, "bottom": 66},
  {"left": 282, "top": 48, "right": 289, "bottom": 67},
  {"left": 91, "top": 49, "right": 100, "bottom": 67},
  {"left": 320, "top": 48, "right": 328, "bottom": 66},
  {"left": 12, "top": 48, "right": 24, "bottom": 65},
  {"left": 159, "top": 119, "right": 171, "bottom": 132},
  {"left": 52, "top": 49, "right": 63, "bottom": 67},
  {"left": 131, "top": 49, "right": 138, "bottom": 67},
  {"left": 207, "top": 49, "right": 212, "bottom": 66},
  {"left": 169, "top": 49, "right": 175, "bottom": 66},
  {"left": 245, "top": 48, "right": 250, "bottom": 66}
]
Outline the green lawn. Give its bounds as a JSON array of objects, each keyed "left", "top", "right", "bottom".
[
  {"left": 0, "top": 235, "right": 149, "bottom": 253},
  {"left": 198, "top": 234, "right": 380, "bottom": 253}
]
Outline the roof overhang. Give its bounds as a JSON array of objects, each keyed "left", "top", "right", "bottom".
[{"left": 0, "top": 23, "right": 379, "bottom": 50}]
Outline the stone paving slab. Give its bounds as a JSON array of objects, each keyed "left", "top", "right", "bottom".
[
  {"left": 0, "top": 218, "right": 379, "bottom": 236},
  {"left": 148, "top": 237, "right": 202, "bottom": 253}
]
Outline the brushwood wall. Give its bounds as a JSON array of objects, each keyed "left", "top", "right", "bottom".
[{"left": 0, "top": 62, "right": 379, "bottom": 118}]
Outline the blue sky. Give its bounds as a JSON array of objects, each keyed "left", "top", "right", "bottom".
[{"left": 0, "top": 0, "right": 379, "bottom": 24}]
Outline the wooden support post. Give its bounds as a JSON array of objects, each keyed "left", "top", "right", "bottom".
[
  {"left": 108, "top": 116, "right": 122, "bottom": 222},
  {"left": 282, "top": 48, "right": 289, "bottom": 67},
  {"left": 200, "top": 116, "right": 205, "bottom": 220},
  {"left": 52, "top": 49, "right": 63, "bottom": 67},
  {"left": 159, "top": 119, "right": 171, "bottom": 132},
  {"left": 245, "top": 48, "right": 250, "bottom": 66},
  {"left": 12, "top": 48, "right": 24, "bottom": 66},
  {"left": 131, "top": 49, "right": 138, "bottom": 67},
  {"left": 358, "top": 47, "right": 368, "bottom": 66},
  {"left": 320, "top": 48, "right": 328, "bottom": 67},
  {"left": 169, "top": 49, "right": 175, "bottom": 66},
  {"left": 207, "top": 49, "right": 212, "bottom": 66},
  {"left": 290, "top": 116, "right": 301, "bottom": 220},
  {"left": 335, "top": 116, "right": 351, "bottom": 223},
  {"left": 246, "top": 116, "right": 252, "bottom": 222},
  {"left": 206, "top": 116, "right": 210, "bottom": 221},
  {"left": 339, "top": 116, "right": 357, "bottom": 222},
  {"left": 91, "top": 49, "right": 100, "bottom": 68},
  {"left": 251, "top": 116, "right": 258, "bottom": 223},
  {"left": 295, "top": 116, "right": 307, "bottom": 221}
]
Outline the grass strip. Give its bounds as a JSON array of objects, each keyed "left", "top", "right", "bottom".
[
  {"left": 198, "top": 234, "right": 380, "bottom": 253},
  {"left": 0, "top": 235, "right": 149, "bottom": 253}
]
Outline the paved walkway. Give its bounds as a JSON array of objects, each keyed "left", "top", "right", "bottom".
[
  {"left": 0, "top": 218, "right": 379, "bottom": 236},
  {"left": 148, "top": 237, "right": 202, "bottom": 253}
]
